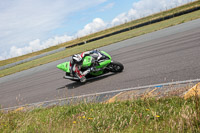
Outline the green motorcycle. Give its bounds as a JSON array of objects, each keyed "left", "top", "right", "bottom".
[{"left": 57, "top": 51, "right": 124, "bottom": 82}]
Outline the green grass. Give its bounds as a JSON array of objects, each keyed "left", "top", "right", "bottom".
[
  {"left": 0, "top": 1, "right": 200, "bottom": 67},
  {"left": 1, "top": 9, "right": 200, "bottom": 78},
  {"left": 1, "top": 97, "right": 200, "bottom": 132}
]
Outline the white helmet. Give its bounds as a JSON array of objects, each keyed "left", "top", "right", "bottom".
[{"left": 72, "top": 54, "right": 82, "bottom": 64}]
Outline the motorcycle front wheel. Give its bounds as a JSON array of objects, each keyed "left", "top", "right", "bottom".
[{"left": 108, "top": 61, "right": 124, "bottom": 72}]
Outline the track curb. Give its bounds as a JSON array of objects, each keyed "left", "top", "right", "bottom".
[
  {"left": 1, "top": 79, "right": 200, "bottom": 112},
  {"left": 183, "top": 82, "right": 200, "bottom": 99}
]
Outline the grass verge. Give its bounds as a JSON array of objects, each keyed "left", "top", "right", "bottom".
[
  {"left": 0, "top": 1, "right": 200, "bottom": 67},
  {"left": 1, "top": 96, "right": 200, "bottom": 132},
  {"left": 0, "top": 9, "right": 200, "bottom": 78}
]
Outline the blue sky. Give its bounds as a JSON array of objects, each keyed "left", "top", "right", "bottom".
[
  {"left": 51, "top": 0, "right": 136, "bottom": 36},
  {"left": 0, "top": 0, "right": 195, "bottom": 60}
]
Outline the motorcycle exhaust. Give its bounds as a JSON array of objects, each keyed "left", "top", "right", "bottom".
[{"left": 63, "top": 76, "right": 79, "bottom": 80}]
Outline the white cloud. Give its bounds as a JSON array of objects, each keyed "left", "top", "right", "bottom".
[
  {"left": 0, "top": 0, "right": 196, "bottom": 60},
  {"left": 100, "top": 2, "right": 115, "bottom": 12},
  {"left": 77, "top": 18, "right": 107, "bottom": 37},
  {"left": 0, "top": 56, "right": 4, "bottom": 61},
  {"left": 0, "top": 17, "right": 107, "bottom": 60},
  {"left": 111, "top": 0, "right": 196, "bottom": 26},
  {"left": 7, "top": 35, "right": 74, "bottom": 58},
  {"left": 0, "top": 0, "right": 107, "bottom": 60}
]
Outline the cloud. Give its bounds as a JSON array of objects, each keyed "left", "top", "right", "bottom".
[
  {"left": 0, "top": 56, "right": 4, "bottom": 61},
  {"left": 111, "top": 0, "right": 196, "bottom": 26},
  {"left": 8, "top": 35, "right": 74, "bottom": 58},
  {"left": 76, "top": 18, "right": 107, "bottom": 37},
  {"left": 0, "top": 0, "right": 107, "bottom": 60},
  {"left": 0, "top": 17, "right": 107, "bottom": 60},
  {"left": 0, "top": 0, "right": 196, "bottom": 60},
  {"left": 100, "top": 2, "right": 115, "bottom": 12}
]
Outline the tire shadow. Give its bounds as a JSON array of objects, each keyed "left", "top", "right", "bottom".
[{"left": 56, "top": 73, "right": 117, "bottom": 90}]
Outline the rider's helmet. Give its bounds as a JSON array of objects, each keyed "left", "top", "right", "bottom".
[{"left": 72, "top": 54, "right": 82, "bottom": 65}]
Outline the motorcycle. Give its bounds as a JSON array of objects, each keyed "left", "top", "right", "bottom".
[{"left": 57, "top": 51, "right": 124, "bottom": 82}]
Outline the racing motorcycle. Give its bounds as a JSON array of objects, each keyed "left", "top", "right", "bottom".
[{"left": 57, "top": 51, "right": 124, "bottom": 82}]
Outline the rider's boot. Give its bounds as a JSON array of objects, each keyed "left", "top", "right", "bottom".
[
  {"left": 79, "top": 68, "right": 93, "bottom": 83},
  {"left": 80, "top": 76, "right": 86, "bottom": 83}
]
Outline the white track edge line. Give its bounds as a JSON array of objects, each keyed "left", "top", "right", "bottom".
[{"left": 1, "top": 78, "right": 200, "bottom": 111}]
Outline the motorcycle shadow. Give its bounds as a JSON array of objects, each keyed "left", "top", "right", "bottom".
[{"left": 57, "top": 73, "right": 117, "bottom": 90}]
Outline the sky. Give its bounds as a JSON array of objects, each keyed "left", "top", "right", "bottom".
[{"left": 0, "top": 0, "right": 196, "bottom": 60}]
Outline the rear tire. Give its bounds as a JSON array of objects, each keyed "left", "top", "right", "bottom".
[
  {"left": 109, "top": 61, "right": 124, "bottom": 72},
  {"left": 66, "top": 72, "right": 70, "bottom": 76}
]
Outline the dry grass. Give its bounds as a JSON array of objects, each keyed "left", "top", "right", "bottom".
[{"left": 0, "top": 96, "right": 200, "bottom": 132}]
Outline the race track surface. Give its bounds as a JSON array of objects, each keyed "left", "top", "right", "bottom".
[{"left": 1, "top": 19, "right": 200, "bottom": 108}]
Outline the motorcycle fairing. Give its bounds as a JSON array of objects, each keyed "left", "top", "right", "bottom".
[
  {"left": 57, "top": 62, "right": 70, "bottom": 73},
  {"left": 57, "top": 51, "right": 112, "bottom": 77}
]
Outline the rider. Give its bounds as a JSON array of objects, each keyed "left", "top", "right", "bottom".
[{"left": 70, "top": 49, "right": 107, "bottom": 82}]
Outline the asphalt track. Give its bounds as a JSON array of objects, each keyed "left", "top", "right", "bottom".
[{"left": 0, "top": 19, "right": 200, "bottom": 108}]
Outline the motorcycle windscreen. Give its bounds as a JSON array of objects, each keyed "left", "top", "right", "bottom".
[
  {"left": 94, "top": 51, "right": 112, "bottom": 69},
  {"left": 100, "top": 51, "right": 112, "bottom": 60},
  {"left": 57, "top": 62, "right": 70, "bottom": 72}
]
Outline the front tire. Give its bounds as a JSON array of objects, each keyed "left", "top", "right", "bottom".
[{"left": 109, "top": 61, "right": 124, "bottom": 72}]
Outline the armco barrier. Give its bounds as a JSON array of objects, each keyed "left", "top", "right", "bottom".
[
  {"left": 1, "top": 5, "right": 200, "bottom": 71},
  {"left": 68, "top": 6, "right": 200, "bottom": 48},
  {"left": 0, "top": 47, "right": 66, "bottom": 71}
]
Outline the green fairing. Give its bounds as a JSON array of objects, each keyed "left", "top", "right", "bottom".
[
  {"left": 57, "top": 51, "right": 112, "bottom": 76},
  {"left": 82, "top": 51, "right": 111, "bottom": 68},
  {"left": 82, "top": 56, "right": 92, "bottom": 68},
  {"left": 101, "top": 51, "right": 112, "bottom": 60},
  {"left": 90, "top": 51, "right": 112, "bottom": 76},
  {"left": 57, "top": 62, "right": 70, "bottom": 73},
  {"left": 90, "top": 70, "right": 104, "bottom": 76}
]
